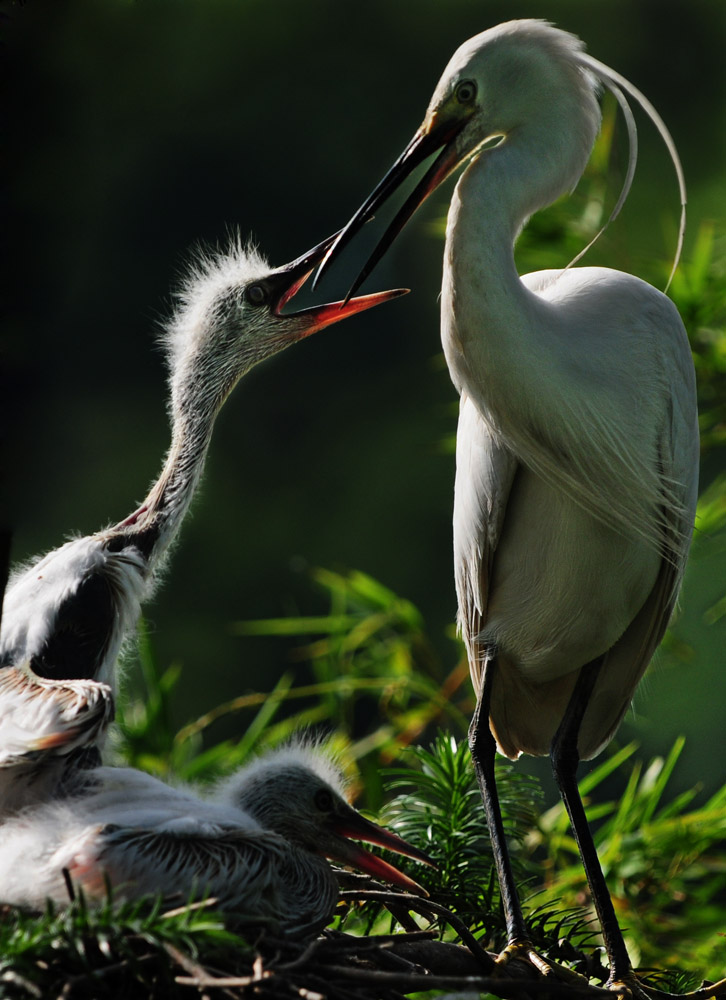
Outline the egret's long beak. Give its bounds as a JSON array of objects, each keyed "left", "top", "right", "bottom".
[
  {"left": 325, "top": 802, "right": 436, "bottom": 898},
  {"left": 269, "top": 231, "right": 408, "bottom": 334},
  {"left": 313, "top": 112, "right": 468, "bottom": 301}
]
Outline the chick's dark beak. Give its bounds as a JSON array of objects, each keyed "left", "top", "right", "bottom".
[
  {"left": 268, "top": 231, "right": 408, "bottom": 335},
  {"left": 324, "top": 802, "right": 436, "bottom": 898},
  {"left": 313, "top": 112, "right": 468, "bottom": 301}
]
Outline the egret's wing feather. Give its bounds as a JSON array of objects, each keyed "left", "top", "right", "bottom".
[
  {"left": 454, "top": 394, "right": 517, "bottom": 695},
  {"left": 0, "top": 667, "right": 114, "bottom": 767},
  {"left": 0, "top": 668, "right": 113, "bottom": 813},
  {"left": 579, "top": 376, "right": 698, "bottom": 760},
  {"left": 485, "top": 518, "right": 681, "bottom": 762},
  {"left": 579, "top": 557, "right": 676, "bottom": 760},
  {"left": 455, "top": 328, "right": 698, "bottom": 761},
  {"left": 0, "top": 536, "right": 147, "bottom": 686}
]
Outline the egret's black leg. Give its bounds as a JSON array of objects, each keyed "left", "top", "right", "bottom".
[
  {"left": 550, "top": 656, "right": 634, "bottom": 990},
  {"left": 469, "top": 665, "right": 529, "bottom": 947},
  {"left": 550, "top": 660, "right": 726, "bottom": 1000},
  {"left": 470, "top": 663, "right": 591, "bottom": 987}
]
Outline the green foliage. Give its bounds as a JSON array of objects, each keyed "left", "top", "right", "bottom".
[
  {"left": 343, "top": 726, "right": 726, "bottom": 986},
  {"left": 381, "top": 734, "right": 541, "bottom": 939},
  {"left": 115, "top": 621, "right": 184, "bottom": 776},
  {"left": 668, "top": 223, "right": 726, "bottom": 456},
  {"left": 0, "top": 892, "right": 249, "bottom": 999}
]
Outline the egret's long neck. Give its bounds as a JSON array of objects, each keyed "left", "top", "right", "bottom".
[
  {"left": 111, "top": 363, "right": 228, "bottom": 562},
  {"left": 441, "top": 121, "right": 591, "bottom": 421},
  {"left": 152, "top": 400, "right": 218, "bottom": 539}
]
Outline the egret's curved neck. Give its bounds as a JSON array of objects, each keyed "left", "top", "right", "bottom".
[
  {"left": 155, "top": 400, "right": 218, "bottom": 532},
  {"left": 442, "top": 144, "right": 535, "bottom": 383},
  {"left": 111, "top": 372, "right": 227, "bottom": 559},
  {"left": 441, "top": 123, "right": 589, "bottom": 402}
]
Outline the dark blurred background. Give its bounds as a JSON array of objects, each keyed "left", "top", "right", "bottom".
[{"left": 2, "top": 1, "right": 725, "bottom": 792}]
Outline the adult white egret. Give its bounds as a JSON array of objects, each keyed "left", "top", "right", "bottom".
[
  {"left": 0, "top": 738, "right": 432, "bottom": 936},
  {"left": 0, "top": 235, "right": 405, "bottom": 687},
  {"left": 316, "top": 19, "right": 704, "bottom": 998}
]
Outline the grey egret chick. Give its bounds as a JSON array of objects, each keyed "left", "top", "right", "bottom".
[
  {"left": 0, "top": 665, "right": 113, "bottom": 814},
  {"left": 316, "top": 19, "right": 700, "bottom": 997},
  {"left": 0, "top": 742, "right": 433, "bottom": 937},
  {"left": 0, "top": 235, "right": 406, "bottom": 687}
]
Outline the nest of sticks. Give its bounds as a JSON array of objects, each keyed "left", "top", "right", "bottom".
[{"left": 6, "top": 881, "right": 718, "bottom": 1000}]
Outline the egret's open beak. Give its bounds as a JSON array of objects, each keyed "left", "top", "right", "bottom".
[
  {"left": 325, "top": 802, "right": 436, "bottom": 898},
  {"left": 313, "top": 111, "right": 468, "bottom": 301},
  {"left": 269, "top": 231, "right": 408, "bottom": 334}
]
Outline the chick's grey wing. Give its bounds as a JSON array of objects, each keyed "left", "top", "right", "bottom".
[{"left": 86, "top": 820, "right": 288, "bottom": 902}]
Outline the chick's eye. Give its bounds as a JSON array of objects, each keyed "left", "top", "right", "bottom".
[
  {"left": 455, "top": 79, "right": 477, "bottom": 104},
  {"left": 245, "top": 283, "right": 268, "bottom": 306},
  {"left": 314, "top": 789, "right": 333, "bottom": 812}
]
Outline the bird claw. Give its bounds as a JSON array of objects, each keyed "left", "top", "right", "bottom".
[
  {"left": 492, "top": 954, "right": 726, "bottom": 1000},
  {"left": 604, "top": 977, "right": 651, "bottom": 1000},
  {"left": 490, "top": 947, "right": 726, "bottom": 1000},
  {"left": 494, "top": 938, "right": 589, "bottom": 985},
  {"left": 565, "top": 971, "right": 726, "bottom": 1000}
]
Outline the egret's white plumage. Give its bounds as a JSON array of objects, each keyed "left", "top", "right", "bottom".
[
  {"left": 0, "top": 740, "right": 431, "bottom": 935},
  {"left": 1, "top": 540, "right": 146, "bottom": 688},
  {"left": 0, "top": 666, "right": 113, "bottom": 813},
  {"left": 317, "top": 19, "right": 699, "bottom": 991},
  {"left": 450, "top": 264, "right": 696, "bottom": 759},
  {"left": 319, "top": 14, "right": 697, "bottom": 767},
  {"left": 439, "top": 31, "right": 697, "bottom": 760},
  {"left": 0, "top": 236, "right": 405, "bottom": 689}
]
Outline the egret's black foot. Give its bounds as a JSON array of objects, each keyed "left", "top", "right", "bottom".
[
  {"left": 604, "top": 975, "right": 651, "bottom": 999},
  {"left": 494, "top": 952, "right": 726, "bottom": 999},
  {"left": 494, "top": 937, "right": 590, "bottom": 986}
]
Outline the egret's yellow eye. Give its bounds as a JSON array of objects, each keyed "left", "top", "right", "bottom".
[
  {"left": 455, "top": 79, "right": 477, "bottom": 104},
  {"left": 245, "top": 284, "right": 268, "bottom": 306}
]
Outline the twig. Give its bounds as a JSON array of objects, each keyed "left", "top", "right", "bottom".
[
  {"left": 160, "top": 896, "right": 221, "bottom": 920},
  {"left": 383, "top": 938, "right": 484, "bottom": 977},
  {"left": 338, "top": 889, "right": 493, "bottom": 971},
  {"left": 295, "top": 963, "right": 611, "bottom": 998},
  {"left": 0, "top": 969, "right": 42, "bottom": 999},
  {"left": 163, "top": 941, "right": 212, "bottom": 982},
  {"left": 275, "top": 936, "right": 329, "bottom": 972},
  {"left": 323, "top": 929, "right": 435, "bottom": 948},
  {"left": 175, "top": 973, "right": 260, "bottom": 988}
]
